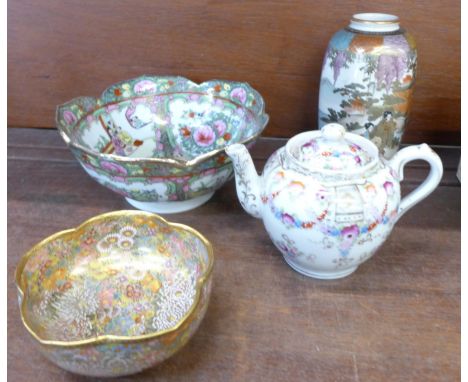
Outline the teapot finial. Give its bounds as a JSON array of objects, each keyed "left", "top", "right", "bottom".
[{"left": 322, "top": 123, "right": 346, "bottom": 141}]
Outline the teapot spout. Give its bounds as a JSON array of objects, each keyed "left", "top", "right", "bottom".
[{"left": 225, "top": 144, "right": 263, "bottom": 219}]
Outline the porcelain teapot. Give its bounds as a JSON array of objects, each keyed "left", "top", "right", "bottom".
[{"left": 225, "top": 123, "right": 443, "bottom": 279}]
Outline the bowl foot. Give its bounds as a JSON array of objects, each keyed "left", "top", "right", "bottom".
[
  {"left": 283, "top": 256, "right": 358, "bottom": 280},
  {"left": 125, "top": 192, "right": 215, "bottom": 214}
]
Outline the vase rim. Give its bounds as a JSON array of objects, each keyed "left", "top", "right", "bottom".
[{"left": 350, "top": 13, "right": 400, "bottom": 32}]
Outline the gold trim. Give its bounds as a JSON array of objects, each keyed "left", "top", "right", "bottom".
[
  {"left": 59, "top": 127, "right": 266, "bottom": 168},
  {"left": 15, "top": 210, "right": 214, "bottom": 348}
]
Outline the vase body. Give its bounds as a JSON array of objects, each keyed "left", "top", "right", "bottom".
[{"left": 318, "top": 13, "right": 417, "bottom": 159}]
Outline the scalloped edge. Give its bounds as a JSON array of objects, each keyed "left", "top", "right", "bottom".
[
  {"left": 56, "top": 75, "right": 269, "bottom": 168},
  {"left": 15, "top": 210, "right": 214, "bottom": 348}
]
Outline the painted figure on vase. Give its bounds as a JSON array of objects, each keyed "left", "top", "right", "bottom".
[{"left": 370, "top": 111, "right": 398, "bottom": 154}]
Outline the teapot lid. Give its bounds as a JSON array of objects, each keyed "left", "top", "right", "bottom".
[{"left": 287, "top": 123, "right": 378, "bottom": 174}]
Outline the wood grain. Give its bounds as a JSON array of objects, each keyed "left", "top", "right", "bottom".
[
  {"left": 7, "top": 0, "right": 460, "bottom": 145},
  {"left": 7, "top": 128, "right": 460, "bottom": 381}
]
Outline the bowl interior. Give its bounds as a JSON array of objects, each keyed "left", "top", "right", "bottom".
[
  {"left": 18, "top": 213, "right": 212, "bottom": 343},
  {"left": 64, "top": 78, "right": 267, "bottom": 161}
]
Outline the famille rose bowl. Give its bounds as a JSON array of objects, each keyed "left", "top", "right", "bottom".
[
  {"left": 56, "top": 75, "right": 269, "bottom": 213},
  {"left": 15, "top": 211, "right": 214, "bottom": 377}
]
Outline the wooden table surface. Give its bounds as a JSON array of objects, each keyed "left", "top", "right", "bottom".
[{"left": 7, "top": 128, "right": 460, "bottom": 381}]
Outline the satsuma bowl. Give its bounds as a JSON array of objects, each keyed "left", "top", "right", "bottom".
[
  {"left": 56, "top": 75, "right": 269, "bottom": 213},
  {"left": 15, "top": 210, "right": 214, "bottom": 377}
]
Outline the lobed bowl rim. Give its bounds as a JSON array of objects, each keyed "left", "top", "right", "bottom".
[
  {"left": 56, "top": 75, "right": 269, "bottom": 169},
  {"left": 15, "top": 210, "right": 214, "bottom": 348}
]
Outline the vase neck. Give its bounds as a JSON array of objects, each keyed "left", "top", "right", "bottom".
[{"left": 349, "top": 13, "right": 400, "bottom": 33}]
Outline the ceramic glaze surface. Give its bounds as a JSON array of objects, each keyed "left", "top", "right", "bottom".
[
  {"left": 16, "top": 211, "right": 213, "bottom": 377},
  {"left": 226, "top": 124, "right": 443, "bottom": 279},
  {"left": 318, "top": 13, "right": 417, "bottom": 159},
  {"left": 261, "top": 147, "right": 398, "bottom": 277},
  {"left": 56, "top": 76, "right": 268, "bottom": 213}
]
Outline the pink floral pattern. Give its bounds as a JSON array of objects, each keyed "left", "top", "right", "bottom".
[
  {"left": 213, "top": 120, "right": 227, "bottom": 136},
  {"left": 134, "top": 80, "right": 157, "bottom": 93},
  {"left": 63, "top": 110, "right": 77, "bottom": 125},
  {"left": 193, "top": 125, "right": 216, "bottom": 147},
  {"left": 230, "top": 87, "right": 247, "bottom": 104},
  {"left": 100, "top": 161, "right": 127, "bottom": 176}
]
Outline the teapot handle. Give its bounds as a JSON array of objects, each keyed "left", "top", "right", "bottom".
[{"left": 389, "top": 144, "right": 443, "bottom": 222}]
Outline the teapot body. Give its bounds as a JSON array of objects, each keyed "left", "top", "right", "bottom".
[
  {"left": 225, "top": 123, "right": 443, "bottom": 280},
  {"left": 259, "top": 147, "right": 400, "bottom": 279}
]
